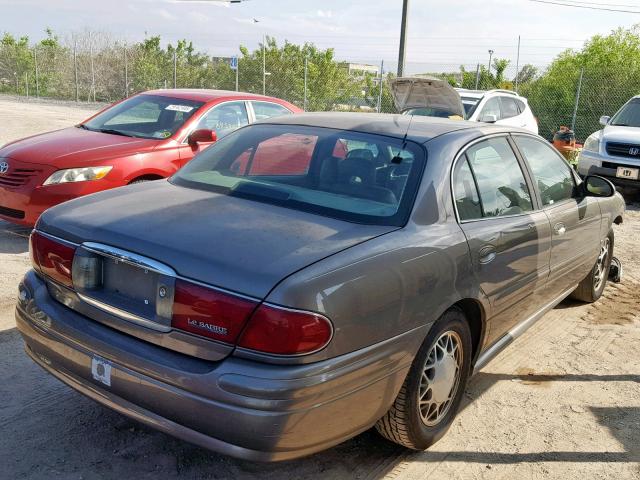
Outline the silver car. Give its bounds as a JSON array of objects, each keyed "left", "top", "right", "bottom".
[{"left": 17, "top": 113, "right": 624, "bottom": 461}]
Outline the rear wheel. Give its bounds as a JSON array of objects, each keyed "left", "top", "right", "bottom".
[
  {"left": 570, "top": 232, "right": 613, "bottom": 303},
  {"left": 375, "top": 308, "right": 472, "bottom": 450}
]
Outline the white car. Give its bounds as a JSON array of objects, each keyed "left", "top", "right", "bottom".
[
  {"left": 456, "top": 89, "right": 538, "bottom": 134},
  {"left": 577, "top": 95, "right": 640, "bottom": 190},
  {"left": 390, "top": 77, "right": 539, "bottom": 134}
]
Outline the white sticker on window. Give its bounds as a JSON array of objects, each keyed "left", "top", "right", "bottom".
[{"left": 165, "top": 104, "right": 194, "bottom": 112}]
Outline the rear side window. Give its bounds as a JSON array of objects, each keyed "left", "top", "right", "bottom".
[
  {"left": 515, "top": 99, "right": 526, "bottom": 114},
  {"left": 252, "top": 102, "right": 292, "bottom": 120},
  {"left": 500, "top": 97, "right": 520, "bottom": 119},
  {"left": 197, "top": 102, "right": 249, "bottom": 138},
  {"left": 453, "top": 157, "right": 482, "bottom": 221},
  {"left": 479, "top": 97, "right": 502, "bottom": 121},
  {"left": 513, "top": 136, "right": 576, "bottom": 206},
  {"left": 464, "top": 137, "right": 533, "bottom": 218}
]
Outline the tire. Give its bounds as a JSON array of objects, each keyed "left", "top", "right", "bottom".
[
  {"left": 570, "top": 231, "right": 614, "bottom": 303},
  {"left": 375, "top": 308, "right": 473, "bottom": 450}
]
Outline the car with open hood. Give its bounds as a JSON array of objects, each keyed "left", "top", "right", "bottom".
[
  {"left": 391, "top": 77, "right": 538, "bottom": 134},
  {"left": 0, "top": 89, "right": 300, "bottom": 226},
  {"left": 17, "top": 113, "right": 623, "bottom": 461}
]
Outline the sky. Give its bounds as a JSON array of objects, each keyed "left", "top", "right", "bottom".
[{"left": 1, "top": 0, "right": 638, "bottom": 73}]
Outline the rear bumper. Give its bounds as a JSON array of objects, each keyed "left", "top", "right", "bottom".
[{"left": 16, "top": 270, "right": 417, "bottom": 461}]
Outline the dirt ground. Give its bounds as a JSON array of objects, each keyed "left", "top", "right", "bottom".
[{"left": 0, "top": 95, "right": 639, "bottom": 479}]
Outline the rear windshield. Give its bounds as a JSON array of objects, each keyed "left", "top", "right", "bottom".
[
  {"left": 610, "top": 98, "right": 640, "bottom": 127},
  {"left": 81, "top": 94, "right": 204, "bottom": 139},
  {"left": 171, "top": 124, "right": 426, "bottom": 226}
]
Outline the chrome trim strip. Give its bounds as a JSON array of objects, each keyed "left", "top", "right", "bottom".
[
  {"left": 77, "top": 293, "right": 171, "bottom": 333},
  {"left": 473, "top": 285, "right": 576, "bottom": 373},
  {"left": 82, "top": 242, "right": 176, "bottom": 276}
]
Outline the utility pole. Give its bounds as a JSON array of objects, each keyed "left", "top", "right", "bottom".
[
  {"left": 397, "top": 0, "right": 409, "bottom": 77},
  {"left": 487, "top": 49, "right": 494, "bottom": 74},
  {"left": 262, "top": 34, "right": 266, "bottom": 95},
  {"left": 515, "top": 36, "right": 521, "bottom": 93}
]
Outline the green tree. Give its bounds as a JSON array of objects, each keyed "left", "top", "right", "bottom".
[
  {"left": 521, "top": 25, "right": 640, "bottom": 140},
  {"left": 237, "top": 37, "right": 361, "bottom": 111}
]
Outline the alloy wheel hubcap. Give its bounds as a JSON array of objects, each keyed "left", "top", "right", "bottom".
[
  {"left": 594, "top": 238, "right": 610, "bottom": 291},
  {"left": 418, "top": 331, "right": 463, "bottom": 426}
]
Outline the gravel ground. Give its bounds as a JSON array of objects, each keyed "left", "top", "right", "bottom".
[{"left": 0, "top": 95, "right": 639, "bottom": 480}]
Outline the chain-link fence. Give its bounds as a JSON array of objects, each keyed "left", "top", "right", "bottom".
[{"left": 2, "top": 33, "right": 639, "bottom": 143}]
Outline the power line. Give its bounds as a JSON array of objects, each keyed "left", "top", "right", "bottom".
[
  {"left": 527, "top": 0, "right": 640, "bottom": 13},
  {"left": 542, "top": 0, "right": 640, "bottom": 7}
]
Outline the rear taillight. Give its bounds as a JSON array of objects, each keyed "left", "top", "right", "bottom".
[
  {"left": 238, "top": 304, "right": 333, "bottom": 355},
  {"left": 30, "top": 231, "right": 75, "bottom": 287},
  {"left": 171, "top": 279, "right": 258, "bottom": 343}
]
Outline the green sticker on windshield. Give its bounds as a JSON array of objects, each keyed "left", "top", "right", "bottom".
[{"left": 152, "top": 130, "right": 172, "bottom": 139}]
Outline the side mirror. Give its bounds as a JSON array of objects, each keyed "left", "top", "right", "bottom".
[
  {"left": 599, "top": 115, "right": 610, "bottom": 126},
  {"left": 583, "top": 175, "right": 615, "bottom": 198},
  {"left": 188, "top": 128, "right": 217, "bottom": 146},
  {"left": 479, "top": 114, "right": 498, "bottom": 123}
]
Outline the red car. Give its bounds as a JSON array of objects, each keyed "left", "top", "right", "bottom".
[{"left": 0, "top": 89, "right": 301, "bottom": 226}]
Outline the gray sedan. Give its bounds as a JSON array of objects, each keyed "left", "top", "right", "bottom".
[{"left": 16, "top": 113, "right": 625, "bottom": 461}]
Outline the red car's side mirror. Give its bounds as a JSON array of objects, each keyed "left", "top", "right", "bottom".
[{"left": 189, "top": 128, "right": 217, "bottom": 146}]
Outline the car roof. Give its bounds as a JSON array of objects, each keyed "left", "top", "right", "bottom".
[
  {"left": 456, "top": 89, "right": 525, "bottom": 100},
  {"left": 141, "top": 89, "right": 290, "bottom": 104},
  {"left": 255, "top": 112, "right": 498, "bottom": 144}
]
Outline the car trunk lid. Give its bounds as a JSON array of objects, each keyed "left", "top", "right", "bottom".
[{"left": 36, "top": 181, "right": 395, "bottom": 360}]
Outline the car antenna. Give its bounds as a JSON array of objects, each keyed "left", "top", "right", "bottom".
[{"left": 392, "top": 114, "right": 414, "bottom": 164}]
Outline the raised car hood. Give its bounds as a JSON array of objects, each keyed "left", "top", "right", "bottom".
[
  {"left": 37, "top": 181, "right": 395, "bottom": 299},
  {"left": 390, "top": 77, "right": 465, "bottom": 118},
  {"left": 0, "top": 127, "right": 160, "bottom": 168}
]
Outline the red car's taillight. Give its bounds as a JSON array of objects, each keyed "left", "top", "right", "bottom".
[
  {"left": 238, "top": 304, "right": 333, "bottom": 355},
  {"left": 30, "top": 231, "right": 75, "bottom": 288},
  {"left": 171, "top": 279, "right": 258, "bottom": 343}
]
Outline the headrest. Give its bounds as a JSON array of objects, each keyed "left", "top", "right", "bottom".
[{"left": 337, "top": 157, "right": 376, "bottom": 185}]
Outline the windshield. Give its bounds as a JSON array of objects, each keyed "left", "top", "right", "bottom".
[
  {"left": 171, "top": 124, "right": 426, "bottom": 226},
  {"left": 610, "top": 98, "right": 640, "bottom": 127},
  {"left": 460, "top": 96, "right": 481, "bottom": 118},
  {"left": 81, "top": 94, "right": 204, "bottom": 139}
]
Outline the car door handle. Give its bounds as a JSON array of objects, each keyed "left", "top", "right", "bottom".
[
  {"left": 478, "top": 245, "right": 497, "bottom": 264},
  {"left": 553, "top": 222, "right": 566, "bottom": 236}
]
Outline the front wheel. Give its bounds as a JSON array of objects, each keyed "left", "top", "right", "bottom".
[
  {"left": 375, "top": 308, "right": 472, "bottom": 450},
  {"left": 570, "top": 232, "right": 614, "bottom": 303}
]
